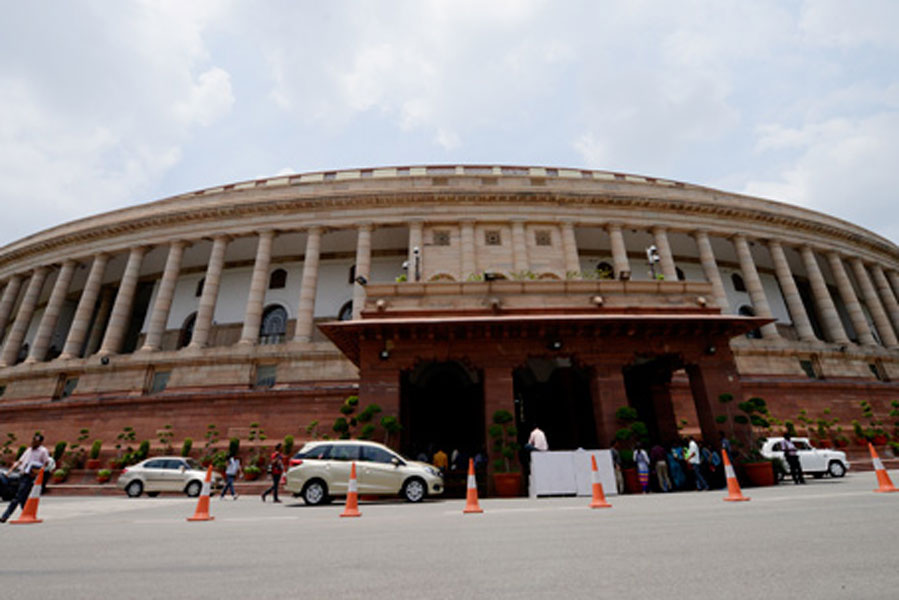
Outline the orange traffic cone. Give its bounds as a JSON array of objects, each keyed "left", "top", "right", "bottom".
[
  {"left": 721, "top": 449, "right": 750, "bottom": 502},
  {"left": 869, "top": 443, "right": 898, "bottom": 493},
  {"left": 187, "top": 465, "right": 215, "bottom": 522},
  {"left": 10, "top": 468, "right": 45, "bottom": 525},
  {"left": 589, "top": 454, "right": 612, "bottom": 509},
  {"left": 340, "top": 462, "right": 361, "bottom": 517},
  {"left": 462, "top": 458, "right": 483, "bottom": 514}
]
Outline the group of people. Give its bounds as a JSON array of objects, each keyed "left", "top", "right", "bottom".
[{"left": 613, "top": 435, "right": 729, "bottom": 494}]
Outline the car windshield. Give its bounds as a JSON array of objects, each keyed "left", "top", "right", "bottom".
[{"left": 184, "top": 458, "right": 201, "bottom": 470}]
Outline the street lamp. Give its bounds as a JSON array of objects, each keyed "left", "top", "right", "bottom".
[
  {"left": 646, "top": 245, "right": 660, "bottom": 279},
  {"left": 412, "top": 246, "right": 421, "bottom": 282}
]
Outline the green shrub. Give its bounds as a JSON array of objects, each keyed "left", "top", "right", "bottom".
[
  {"left": 53, "top": 441, "right": 68, "bottom": 462},
  {"left": 90, "top": 440, "right": 102, "bottom": 460},
  {"left": 137, "top": 440, "right": 150, "bottom": 460},
  {"left": 283, "top": 435, "right": 294, "bottom": 457},
  {"left": 228, "top": 437, "right": 240, "bottom": 457},
  {"left": 181, "top": 438, "right": 193, "bottom": 457}
]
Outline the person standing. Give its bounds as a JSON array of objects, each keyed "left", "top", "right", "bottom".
[
  {"left": 1, "top": 433, "right": 51, "bottom": 523},
  {"left": 610, "top": 440, "right": 624, "bottom": 494},
  {"left": 261, "top": 442, "right": 284, "bottom": 503},
  {"left": 634, "top": 443, "right": 651, "bottom": 494},
  {"left": 686, "top": 436, "right": 709, "bottom": 491},
  {"left": 781, "top": 433, "right": 805, "bottom": 485},
  {"left": 650, "top": 443, "right": 671, "bottom": 492},
  {"left": 432, "top": 448, "right": 448, "bottom": 475},
  {"left": 221, "top": 453, "right": 242, "bottom": 500},
  {"left": 527, "top": 425, "right": 549, "bottom": 452}
]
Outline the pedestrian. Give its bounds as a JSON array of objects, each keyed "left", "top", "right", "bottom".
[
  {"left": 781, "top": 433, "right": 805, "bottom": 485},
  {"left": 526, "top": 425, "right": 549, "bottom": 452},
  {"left": 432, "top": 448, "right": 448, "bottom": 475},
  {"left": 261, "top": 442, "right": 284, "bottom": 503},
  {"left": 668, "top": 443, "right": 685, "bottom": 490},
  {"left": 686, "top": 436, "right": 709, "bottom": 491},
  {"left": 650, "top": 443, "right": 671, "bottom": 492},
  {"left": 1, "top": 433, "right": 51, "bottom": 523},
  {"left": 610, "top": 440, "right": 624, "bottom": 494},
  {"left": 634, "top": 442, "right": 651, "bottom": 494},
  {"left": 221, "top": 453, "right": 242, "bottom": 499}
]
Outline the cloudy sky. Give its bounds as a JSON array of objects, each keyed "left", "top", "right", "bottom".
[{"left": 1, "top": 1, "right": 898, "bottom": 247}]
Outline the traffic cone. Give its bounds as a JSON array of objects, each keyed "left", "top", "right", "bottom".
[
  {"left": 721, "top": 449, "right": 750, "bottom": 502},
  {"left": 187, "top": 465, "right": 215, "bottom": 522},
  {"left": 462, "top": 458, "right": 483, "bottom": 514},
  {"left": 588, "top": 454, "right": 612, "bottom": 509},
  {"left": 340, "top": 462, "right": 361, "bottom": 517},
  {"left": 10, "top": 468, "right": 45, "bottom": 525},
  {"left": 869, "top": 443, "right": 898, "bottom": 493}
]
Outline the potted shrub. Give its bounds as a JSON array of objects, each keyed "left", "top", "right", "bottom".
[
  {"left": 244, "top": 465, "right": 261, "bottom": 481},
  {"left": 716, "top": 395, "right": 776, "bottom": 486},
  {"left": 86, "top": 440, "right": 103, "bottom": 469},
  {"left": 52, "top": 467, "right": 69, "bottom": 483},
  {"left": 489, "top": 409, "right": 521, "bottom": 497},
  {"left": 96, "top": 468, "right": 112, "bottom": 483}
]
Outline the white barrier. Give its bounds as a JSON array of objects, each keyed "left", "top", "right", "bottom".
[{"left": 529, "top": 449, "right": 617, "bottom": 498}]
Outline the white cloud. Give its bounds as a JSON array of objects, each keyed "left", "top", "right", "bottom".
[{"left": 174, "top": 67, "right": 235, "bottom": 127}]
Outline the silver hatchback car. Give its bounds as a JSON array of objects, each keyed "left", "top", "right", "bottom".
[
  {"left": 116, "top": 456, "right": 223, "bottom": 498},
  {"left": 285, "top": 440, "right": 444, "bottom": 505}
]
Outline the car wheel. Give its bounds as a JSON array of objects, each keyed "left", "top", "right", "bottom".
[
  {"left": 125, "top": 480, "right": 143, "bottom": 498},
  {"left": 185, "top": 480, "right": 202, "bottom": 497},
  {"left": 302, "top": 480, "right": 328, "bottom": 506},
  {"left": 147, "top": 491, "right": 160, "bottom": 497},
  {"left": 402, "top": 477, "right": 426, "bottom": 503},
  {"left": 828, "top": 461, "right": 846, "bottom": 478}
]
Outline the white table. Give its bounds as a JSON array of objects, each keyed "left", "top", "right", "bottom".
[{"left": 528, "top": 449, "right": 618, "bottom": 498}]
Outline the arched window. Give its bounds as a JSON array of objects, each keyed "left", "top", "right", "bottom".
[
  {"left": 269, "top": 268, "right": 287, "bottom": 290},
  {"left": 259, "top": 305, "right": 287, "bottom": 345},
  {"left": 178, "top": 312, "right": 197, "bottom": 349},
  {"left": 731, "top": 273, "right": 746, "bottom": 292},
  {"left": 195, "top": 278, "right": 205, "bottom": 298},
  {"left": 338, "top": 301, "right": 353, "bottom": 321},
  {"left": 676, "top": 267, "right": 686, "bottom": 281},
  {"left": 738, "top": 305, "right": 761, "bottom": 339},
  {"left": 596, "top": 262, "right": 614, "bottom": 280}
]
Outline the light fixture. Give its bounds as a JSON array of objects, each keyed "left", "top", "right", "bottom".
[
  {"left": 618, "top": 270, "right": 631, "bottom": 281},
  {"left": 705, "top": 345, "right": 717, "bottom": 355},
  {"left": 592, "top": 295, "right": 604, "bottom": 306},
  {"left": 548, "top": 339, "right": 563, "bottom": 351},
  {"left": 484, "top": 271, "right": 501, "bottom": 281},
  {"left": 697, "top": 296, "right": 707, "bottom": 307},
  {"left": 100, "top": 355, "right": 110, "bottom": 365},
  {"left": 355, "top": 275, "right": 368, "bottom": 286},
  {"left": 379, "top": 348, "right": 390, "bottom": 360}
]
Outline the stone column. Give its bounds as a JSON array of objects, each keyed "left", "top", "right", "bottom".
[
  {"left": 511, "top": 220, "right": 528, "bottom": 273},
  {"left": 686, "top": 349, "right": 744, "bottom": 446},
  {"left": 85, "top": 288, "right": 114, "bottom": 356},
  {"left": 888, "top": 271, "right": 899, "bottom": 303},
  {"left": 407, "top": 220, "right": 423, "bottom": 282},
  {"left": 589, "top": 362, "right": 631, "bottom": 447},
  {"left": 351, "top": 224, "right": 372, "bottom": 320},
  {"left": 294, "top": 227, "right": 322, "bottom": 342},
  {"left": 483, "top": 365, "right": 516, "bottom": 495},
  {"left": 732, "top": 235, "right": 779, "bottom": 339},
  {"left": 0, "top": 274, "right": 24, "bottom": 343},
  {"left": 871, "top": 265, "right": 899, "bottom": 334},
  {"left": 560, "top": 221, "right": 580, "bottom": 276},
  {"left": 238, "top": 231, "right": 274, "bottom": 344},
  {"left": 652, "top": 226, "right": 678, "bottom": 281},
  {"left": 769, "top": 241, "right": 816, "bottom": 342},
  {"left": 60, "top": 254, "right": 109, "bottom": 359},
  {"left": 0, "top": 267, "right": 49, "bottom": 366},
  {"left": 460, "top": 220, "right": 476, "bottom": 277},
  {"left": 191, "top": 235, "right": 230, "bottom": 348},
  {"left": 141, "top": 241, "right": 187, "bottom": 351},
  {"left": 850, "top": 258, "right": 897, "bottom": 347},
  {"left": 99, "top": 247, "right": 147, "bottom": 356},
  {"left": 800, "top": 246, "right": 848, "bottom": 343},
  {"left": 826, "top": 251, "right": 875, "bottom": 346},
  {"left": 607, "top": 224, "right": 630, "bottom": 279},
  {"left": 26, "top": 260, "right": 77, "bottom": 363},
  {"left": 694, "top": 230, "right": 729, "bottom": 311}
]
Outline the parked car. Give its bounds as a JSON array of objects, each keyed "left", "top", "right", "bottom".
[
  {"left": 285, "top": 440, "right": 444, "bottom": 505},
  {"left": 760, "top": 437, "right": 850, "bottom": 479},
  {"left": 116, "top": 456, "right": 223, "bottom": 498}
]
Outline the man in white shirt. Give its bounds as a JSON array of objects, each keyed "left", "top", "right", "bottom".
[
  {"left": 1, "top": 433, "right": 51, "bottom": 523},
  {"left": 685, "top": 436, "right": 709, "bottom": 491},
  {"left": 527, "top": 426, "right": 549, "bottom": 452}
]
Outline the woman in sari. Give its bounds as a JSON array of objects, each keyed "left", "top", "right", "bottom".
[{"left": 634, "top": 442, "right": 651, "bottom": 493}]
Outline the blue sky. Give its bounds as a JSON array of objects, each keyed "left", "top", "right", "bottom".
[{"left": 1, "top": 0, "right": 898, "bottom": 246}]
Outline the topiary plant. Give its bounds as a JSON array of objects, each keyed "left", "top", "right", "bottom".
[{"left": 488, "top": 409, "right": 520, "bottom": 473}]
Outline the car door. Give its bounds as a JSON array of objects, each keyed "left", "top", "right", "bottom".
[
  {"left": 161, "top": 459, "right": 189, "bottom": 491},
  {"left": 326, "top": 444, "right": 358, "bottom": 495},
  {"left": 358, "top": 445, "right": 405, "bottom": 494},
  {"left": 141, "top": 459, "right": 168, "bottom": 491},
  {"left": 795, "top": 440, "right": 825, "bottom": 472}
]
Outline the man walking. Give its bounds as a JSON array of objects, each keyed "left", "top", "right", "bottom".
[
  {"left": 782, "top": 433, "right": 805, "bottom": 485},
  {"left": 1, "top": 433, "right": 51, "bottom": 523},
  {"left": 686, "top": 436, "right": 709, "bottom": 491},
  {"left": 221, "top": 453, "right": 242, "bottom": 499}
]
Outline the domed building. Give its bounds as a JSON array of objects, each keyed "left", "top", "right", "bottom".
[{"left": 0, "top": 165, "right": 897, "bottom": 467}]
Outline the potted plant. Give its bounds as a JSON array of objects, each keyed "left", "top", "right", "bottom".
[
  {"left": 86, "top": 440, "right": 103, "bottom": 469},
  {"left": 716, "top": 394, "right": 776, "bottom": 486},
  {"left": 52, "top": 466, "right": 69, "bottom": 483},
  {"left": 96, "top": 468, "right": 112, "bottom": 484},
  {"left": 489, "top": 409, "right": 521, "bottom": 497},
  {"left": 244, "top": 465, "right": 261, "bottom": 481}
]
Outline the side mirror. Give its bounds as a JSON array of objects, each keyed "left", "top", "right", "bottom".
[
  {"left": 180, "top": 466, "right": 187, "bottom": 473},
  {"left": 391, "top": 457, "right": 401, "bottom": 468}
]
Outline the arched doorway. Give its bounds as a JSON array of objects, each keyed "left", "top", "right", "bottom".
[
  {"left": 400, "top": 361, "right": 484, "bottom": 463},
  {"left": 622, "top": 354, "right": 682, "bottom": 444},
  {"left": 513, "top": 357, "right": 597, "bottom": 451}
]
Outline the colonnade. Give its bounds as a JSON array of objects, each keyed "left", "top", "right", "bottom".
[{"left": 1, "top": 218, "right": 899, "bottom": 368}]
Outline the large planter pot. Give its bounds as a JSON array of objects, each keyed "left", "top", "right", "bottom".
[
  {"left": 742, "top": 461, "right": 775, "bottom": 487},
  {"left": 96, "top": 474, "right": 111, "bottom": 484},
  {"left": 622, "top": 468, "right": 641, "bottom": 494},
  {"left": 873, "top": 435, "right": 888, "bottom": 445},
  {"left": 493, "top": 472, "right": 522, "bottom": 497},
  {"left": 244, "top": 470, "right": 260, "bottom": 481},
  {"left": 86, "top": 458, "right": 101, "bottom": 470},
  {"left": 817, "top": 439, "right": 832, "bottom": 449}
]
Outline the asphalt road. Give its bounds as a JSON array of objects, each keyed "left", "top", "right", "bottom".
[{"left": 2, "top": 471, "right": 897, "bottom": 599}]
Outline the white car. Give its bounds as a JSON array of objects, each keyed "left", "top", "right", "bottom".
[
  {"left": 116, "top": 456, "right": 223, "bottom": 497},
  {"left": 760, "top": 437, "right": 850, "bottom": 479},
  {"left": 285, "top": 440, "right": 444, "bottom": 505}
]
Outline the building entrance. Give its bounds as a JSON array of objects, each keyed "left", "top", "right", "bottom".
[
  {"left": 622, "top": 355, "right": 681, "bottom": 444},
  {"left": 513, "top": 357, "right": 597, "bottom": 451},
  {"left": 399, "top": 361, "right": 484, "bottom": 464}
]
